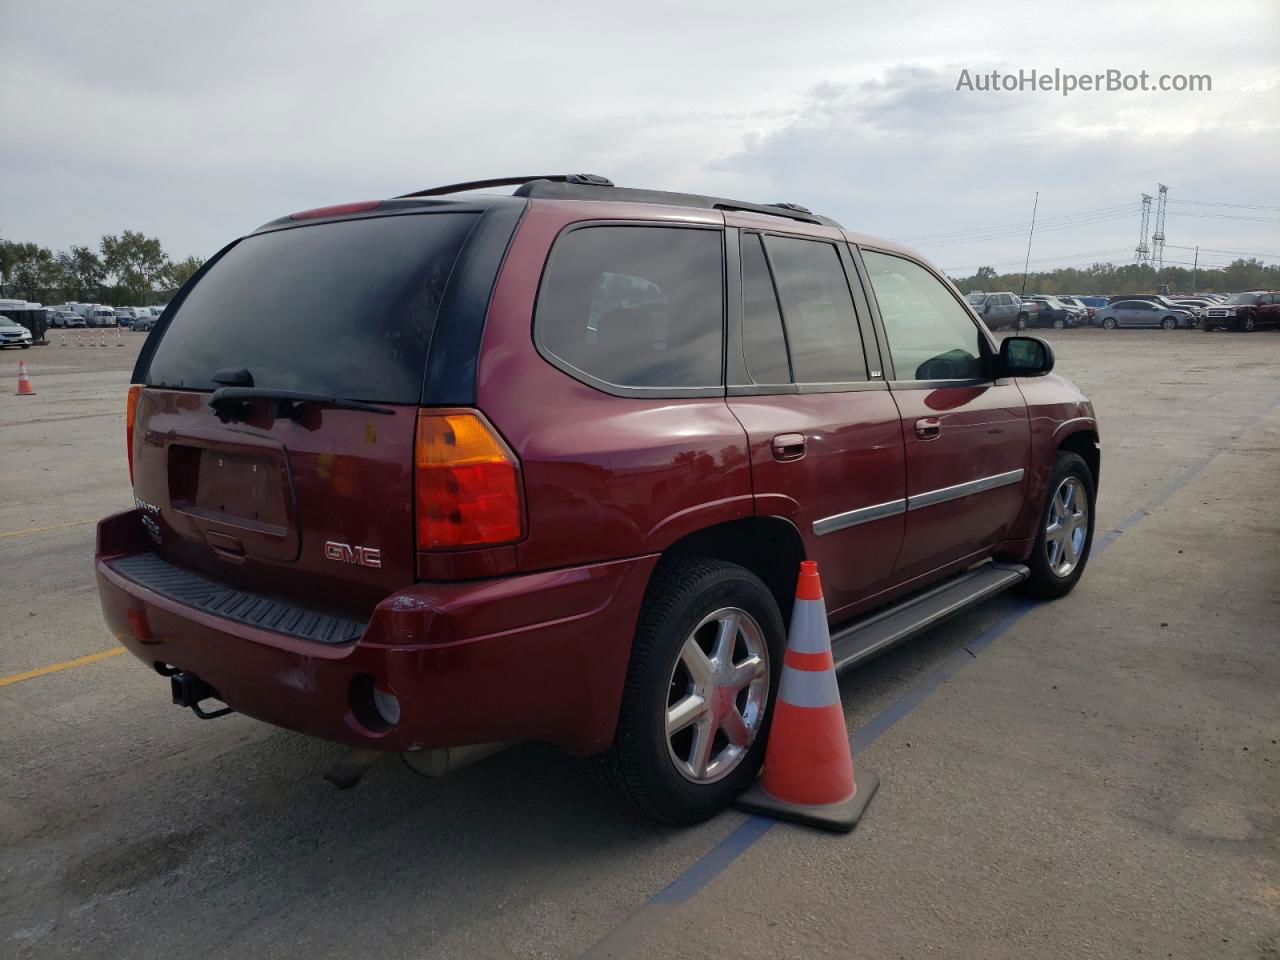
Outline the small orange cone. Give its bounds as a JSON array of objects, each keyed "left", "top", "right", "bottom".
[
  {"left": 736, "top": 560, "right": 878, "bottom": 832},
  {"left": 15, "top": 361, "right": 36, "bottom": 396}
]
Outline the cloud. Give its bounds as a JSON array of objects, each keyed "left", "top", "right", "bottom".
[
  {"left": 708, "top": 64, "right": 1280, "bottom": 272},
  {"left": 1, "top": 0, "right": 1277, "bottom": 270}
]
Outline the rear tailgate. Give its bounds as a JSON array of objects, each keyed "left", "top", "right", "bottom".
[
  {"left": 131, "top": 389, "right": 417, "bottom": 613},
  {"left": 130, "top": 208, "right": 491, "bottom": 616}
]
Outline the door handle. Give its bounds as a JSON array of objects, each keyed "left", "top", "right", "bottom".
[
  {"left": 771, "top": 433, "right": 806, "bottom": 461},
  {"left": 915, "top": 417, "right": 942, "bottom": 440}
]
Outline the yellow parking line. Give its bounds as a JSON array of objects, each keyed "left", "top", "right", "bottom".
[
  {"left": 0, "top": 648, "right": 125, "bottom": 687},
  {"left": 0, "top": 518, "right": 95, "bottom": 539}
]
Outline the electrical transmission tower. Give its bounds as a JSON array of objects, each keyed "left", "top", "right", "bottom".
[
  {"left": 1135, "top": 194, "right": 1152, "bottom": 261},
  {"left": 1151, "top": 183, "right": 1169, "bottom": 271}
]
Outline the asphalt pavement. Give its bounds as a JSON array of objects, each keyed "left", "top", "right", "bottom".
[{"left": 1, "top": 328, "right": 1277, "bottom": 959}]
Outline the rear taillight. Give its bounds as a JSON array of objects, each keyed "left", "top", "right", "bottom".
[
  {"left": 126, "top": 385, "right": 142, "bottom": 485},
  {"left": 414, "top": 410, "right": 522, "bottom": 550}
]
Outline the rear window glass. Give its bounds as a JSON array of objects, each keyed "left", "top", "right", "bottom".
[
  {"left": 536, "top": 225, "right": 723, "bottom": 390},
  {"left": 764, "top": 235, "right": 867, "bottom": 383},
  {"left": 145, "top": 213, "right": 478, "bottom": 403}
]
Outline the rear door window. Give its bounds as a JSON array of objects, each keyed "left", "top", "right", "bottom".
[
  {"left": 144, "top": 212, "right": 479, "bottom": 404},
  {"left": 763, "top": 235, "right": 867, "bottom": 383},
  {"left": 739, "top": 233, "right": 791, "bottom": 384},
  {"left": 862, "top": 250, "right": 986, "bottom": 382},
  {"left": 536, "top": 225, "right": 724, "bottom": 391}
]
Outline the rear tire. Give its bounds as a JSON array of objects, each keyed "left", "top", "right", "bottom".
[
  {"left": 1017, "top": 451, "right": 1096, "bottom": 600},
  {"left": 592, "top": 558, "right": 784, "bottom": 824},
  {"left": 1053, "top": 319, "right": 1064, "bottom": 330}
]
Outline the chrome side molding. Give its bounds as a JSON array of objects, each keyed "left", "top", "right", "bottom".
[
  {"left": 906, "top": 468, "right": 1025, "bottom": 511},
  {"left": 812, "top": 499, "right": 907, "bottom": 536},
  {"left": 813, "top": 468, "right": 1025, "bottom": 536}
]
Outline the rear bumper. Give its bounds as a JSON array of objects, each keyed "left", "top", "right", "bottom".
[{"left": 96, "top": 509, "right": 657, "bottom": 755}]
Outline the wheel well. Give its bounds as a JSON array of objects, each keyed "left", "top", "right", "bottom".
[
  {"left": 1059, "top": 430, "right": 1100, "bottom": 486},
  {"left": 657, "top": 517, "right": 806, "bottom": 624}
]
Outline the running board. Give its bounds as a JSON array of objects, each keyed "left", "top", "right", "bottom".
[{"left": 831, "top": 562, "right": 1029, "bottom": 673}]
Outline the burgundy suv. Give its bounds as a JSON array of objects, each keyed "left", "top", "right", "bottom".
[{"left": 96, "top": 174, "right": 1100, "bottom": 823}]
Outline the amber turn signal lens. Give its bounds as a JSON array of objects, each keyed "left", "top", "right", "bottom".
[{"left": 415, "top": 411, "right": 522, "bottom": 550}]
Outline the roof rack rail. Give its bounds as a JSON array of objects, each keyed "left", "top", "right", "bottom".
[
  {"left": 511, "top": 179, "right": 841, "bottom": 227},
  {"left": 395, "top": 173, "right": 613, "bottom": 200}
]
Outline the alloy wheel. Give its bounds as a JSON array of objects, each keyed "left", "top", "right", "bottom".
[
  {"left": 664, "top": 607, "right": 770, "bottom": 784},
  {"left": 1045, "top": 476, "right": 1089, "bottom": 577}
]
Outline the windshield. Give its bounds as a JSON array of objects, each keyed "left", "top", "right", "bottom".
[
  {"left": 145, "top": 212, "right": 479, "bottom": 404},
  {"left": 1222, "top": 293, "right": 1259, "bottom": 305}
]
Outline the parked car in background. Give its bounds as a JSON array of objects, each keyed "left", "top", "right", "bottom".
[
  {"left": 114, "top": 308, "right": 140, "bottom": 328},
  {"left": 1026, "top": 296, "right": 1083, "bottom": 328},
  {"left": 1201, "top": 292, "right": 1280, "bottom": 332},
  {"left": 1170, "top": 298, "right": 1212, "bottom": 316},
  {"left": 1058, "top": 296, "right": 1093, "bottom": 320},
  {"left": 0, "top": 315, "right": 34, "bottom": 348},
  {"left": 97, "top": 174, "right": 1100, "bottom": 824},
  {"left": 1097, "top": 300, "right": 1195, "bottom": 330},
  {"left": 71, "top": 304, "right": 117, "bottom": 327},
  {"left": 966, "top": 291, "right": 1038, "bottom": 329},
  {"left": 131, "top": 314, "right": 158, "bottom": 332},
  {"left": 49, "top": 311, "right": 86, "bottom": 328}
]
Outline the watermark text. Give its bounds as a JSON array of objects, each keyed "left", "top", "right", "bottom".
[{"left": 956, "top": 68, "right": 1211, "bottom": 96}]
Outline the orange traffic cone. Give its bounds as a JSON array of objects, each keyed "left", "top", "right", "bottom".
[
  {"left": 736, "top": 560, "right": 878, "bottom": 832},
  {"left": 15, "top": 361, "right": 36, "bottom": 396}
]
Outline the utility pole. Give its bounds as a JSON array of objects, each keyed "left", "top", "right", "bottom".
[
  {"left": 1020, "top": 191, "right": 1039, "bottom": 298},
  {"left": 1192, "top": 246, "right": 1199, "bottom": 292}
]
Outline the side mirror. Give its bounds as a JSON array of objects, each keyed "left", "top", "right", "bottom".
[{"left": 999, "top": 336, "right": 1054, "bottom": 377}]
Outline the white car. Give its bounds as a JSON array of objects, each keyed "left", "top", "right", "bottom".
[{"left": 0, "top": 315, "right": 34, "bottom": 348}]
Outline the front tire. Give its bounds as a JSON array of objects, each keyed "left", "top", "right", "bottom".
[
  {"left": 1018, "top": 451, "right": 1096, "bottom": 600},
  {"left": 1101, "top": 317, "right": 1116, "bottom": 330},
  {"left": 593, "top": 558, "right": 784, "bottom": 824},
  {"left": 1161, "top": 316, "right": 1177, "bottom": 330},
  {"left": 1240, "top": 315, "right": 1256, "bottom": 332}
]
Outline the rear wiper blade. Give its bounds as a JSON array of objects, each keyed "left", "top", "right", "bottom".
[{"left": 209, "top": 387, "right": 395, "bottom": 422}]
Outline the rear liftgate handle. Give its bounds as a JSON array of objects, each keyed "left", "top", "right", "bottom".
[
  {"left": 771, "top": 433, "right": 807, "bottom": 462},
  {"left": 915, "top": 417, "right": 942, "bottom": 440}
]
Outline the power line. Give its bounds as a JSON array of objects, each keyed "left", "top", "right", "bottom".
[
  {"left": 909, "top": 211, "right": 1134, "bottom": 248},
  {"left": 1169, "top": 200, "right": 1280, "bottom": 212},
  {"left": 1168, "top": 212, "right": 1280, "bottom": 224},
  {"left": 894, "top": 203, "right": 1133, "bottom": 243},
  {"left": 1164, "top": 244, "right": 1280, "bottom": 259}
]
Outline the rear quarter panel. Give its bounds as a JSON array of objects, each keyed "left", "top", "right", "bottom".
[{"left": 475, "top": 200, "right": 754, "bottom": 573}]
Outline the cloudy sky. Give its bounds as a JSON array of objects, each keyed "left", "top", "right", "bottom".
[{"left": 2, "top": 0, "right": 1277, "bottom": 276}]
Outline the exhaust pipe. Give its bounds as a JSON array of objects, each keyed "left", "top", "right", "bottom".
[
  {"left": 322, "top": 742, "right": 513, "bottom": 790},
  {"left": 401, "top": 741, "right": 514, "bottom": 778}
]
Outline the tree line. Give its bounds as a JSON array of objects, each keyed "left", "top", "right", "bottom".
[
  {"left": 0, "top": 232, "right": 205, "bottom": 307},
  {"left": 950, "top": 258, "right": 1280, "bottom": 296}
]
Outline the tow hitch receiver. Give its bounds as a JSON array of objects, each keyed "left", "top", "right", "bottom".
[{"left": 169, "top": 671, "right": 234, "bottom": 720}]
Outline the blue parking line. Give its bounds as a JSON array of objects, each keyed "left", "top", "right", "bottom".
[{"left": 580, "top": 401, "right": 1279, "bottom": 960}]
